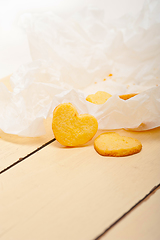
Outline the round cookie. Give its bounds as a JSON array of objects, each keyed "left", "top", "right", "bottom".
[
  {"left": 86, "top": 91, "right": 112, "bottom": 104},
  {"left": 94, "top": 132, "right": 142, "bottom": 157},
  {"left": 52, "top": 103, "right": 98, "bottom": 146}
]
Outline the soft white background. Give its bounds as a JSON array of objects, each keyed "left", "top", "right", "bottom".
[{"left": 0, "top": 0, "right": 145, "bottom": 79}]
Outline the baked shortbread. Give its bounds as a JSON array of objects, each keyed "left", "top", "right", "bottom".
[
  {"left": 52, "top": 103, "right": 98, "bottom": 146},
  {"left": 94, "top": 132, "right": 142, "bottom": 157},
  {"left": 119, "top": 93, "right": 138, "bottom": 100},
  {"left": 86, "top": 91, "right": 112, "bottom": 104}
]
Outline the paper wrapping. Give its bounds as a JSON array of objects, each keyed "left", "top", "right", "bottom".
[{"left": 0, "top": 0, "right": 160, "bottom": 136}]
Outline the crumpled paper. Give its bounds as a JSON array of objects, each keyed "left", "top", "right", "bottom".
[{"left": 0, "top": 0, "right": 160, "bottom": 136}]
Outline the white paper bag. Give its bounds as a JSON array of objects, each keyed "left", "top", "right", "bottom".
[{"left": 0, "top": 0, "right": 160, "bottom": 136}]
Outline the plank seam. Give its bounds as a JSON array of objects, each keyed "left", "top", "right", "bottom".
[
  {"left": 94, "top": 183, "right": 160, "bottom": 240},
  {"left": 0, "top": 138, "right": 56, "bottom": 175}
]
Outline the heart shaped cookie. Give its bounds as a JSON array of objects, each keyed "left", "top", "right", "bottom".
[
  {"left": 86, "top": 91, "right": 112, "bottom": 104},
  {"left": 94, "top": 132, "right": 142, "bottom": 157},
  {"left": 52, "top": 103, "right": 98, "bottom": 146}
]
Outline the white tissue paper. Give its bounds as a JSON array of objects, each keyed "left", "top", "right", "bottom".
[{"left": 0, "top": 0, "right": 160, "bottom": 136}]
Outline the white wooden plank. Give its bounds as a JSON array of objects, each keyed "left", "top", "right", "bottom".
[
  {"left": 0, "top": 117, "right": 54, "bottom": 172},
  {"left": 101, "top": 187, "right": 160, "bottom": 240},
  {"left": 0, "top": 128, "right": 160, "bottom": 240}
]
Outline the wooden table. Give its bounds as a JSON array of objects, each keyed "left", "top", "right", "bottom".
[{"left": 0, "top": 76, "right": 160, "bottom": 240}]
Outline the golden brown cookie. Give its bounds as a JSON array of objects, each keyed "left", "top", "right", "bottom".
[
  {"left": 119, "top": 93, "right": 138, "bottom": 100},
  {"left": 52, "top": 103, "right": 98, "bottom": 146},
  {"left": 86, "top": 91, "right": 112, "bottom": 104},
  {"left": 94, "top": 132, "right": 142, "bottom": 157}
]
